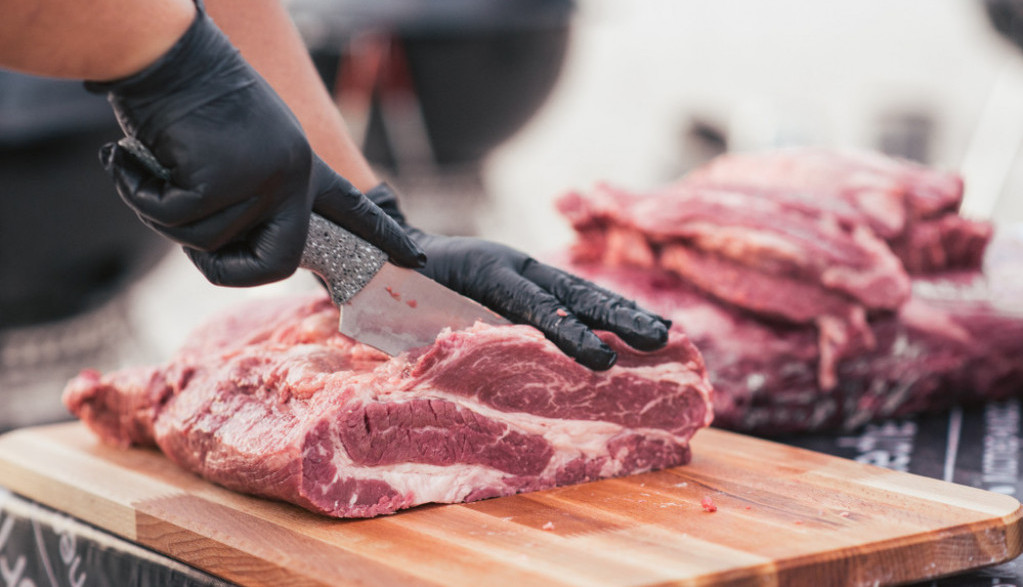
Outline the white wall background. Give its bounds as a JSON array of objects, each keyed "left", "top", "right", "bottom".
[{"left": 482, "top": 0, "right": 1023, "bottom": 251}]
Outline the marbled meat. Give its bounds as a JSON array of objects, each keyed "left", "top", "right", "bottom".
[{"left": 63, "top": 295, "right": 713, "bottom": 517}]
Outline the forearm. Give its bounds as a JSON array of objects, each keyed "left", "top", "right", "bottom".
[
  {"left": 0, "top": 0, "right": 194, "bottom": 81},
  {"left": 205, "top": 0, "right": 380, "bottom": 191}
]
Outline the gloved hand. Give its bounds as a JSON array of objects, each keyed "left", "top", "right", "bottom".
[
  {"left": 366, "top": 184, "right": 671, "bottom": 370},
  {"left": 86, "top": 6, "right": 424, "bottom": 287}
]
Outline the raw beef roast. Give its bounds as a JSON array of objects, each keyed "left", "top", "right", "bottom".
[
  {"left": 683, "top": 147, "right": 993, "bottom": 274},
  {"left": 63, "top": 295, "right": 713, "bottom": 518},
  {"left": 556, "top": 148, "right": 1023, "bottom": 435}
]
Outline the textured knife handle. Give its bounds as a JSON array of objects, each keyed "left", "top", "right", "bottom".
[
  {"left": 300, "top": 213, "right": 386, "bottom": 304},
  {"left": 116, "top": 137, "right": 386, "bottom": 303}
]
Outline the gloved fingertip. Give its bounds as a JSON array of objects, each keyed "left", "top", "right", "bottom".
[
  {"left": 647, "top": 312, "right": 671, "bottom": 333},
  {"left": 412, "top": 247, "right": 428, "bottom": 268},
  {"left": 648, "top": 318, "right": 670, "bottom": 342},
  {"left": 399, "top": 228, "right": 428, "bottom": 267},
  {"left": 637, "top": 308, "right": 672, "bottom": 330},
  {"left": 576, "top": 338, "right": 617, "bottom": 371},
  {"left": 390, "top": 241, "right": 427, "bottom": 268},
  {"left": 607, "top": 311, "right": 671, "bottom": 352}
]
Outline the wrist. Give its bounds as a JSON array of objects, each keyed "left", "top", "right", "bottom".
[
  {"left": 86, "top": 4, "right": 217, "bottom": 95},
  {"left": 86, "top": 3, "right": 255, "bottom": 140},
  {"left": 86, "top": 0, "right": 197, "bottom": 83}
]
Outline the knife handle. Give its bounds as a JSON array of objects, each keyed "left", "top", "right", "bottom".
[
  {"left": 300, "top": 213, "right": 386, "bottom": 304},
  {"left": 116, "top": 137, "right": 387, "bottom": 303}
]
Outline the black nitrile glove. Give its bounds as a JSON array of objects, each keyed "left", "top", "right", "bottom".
[
  {"left": 86, "top": 6, "right": 424, "bottom": 287},
  {"left": 366, "top": 184, "right": 671, "bottom": 370}
]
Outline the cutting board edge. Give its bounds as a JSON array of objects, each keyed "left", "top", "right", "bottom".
[
  {"left": 0, "top": 425, "right": 143, "bottom": 540},
  {"left": 132, "top": 507, "right": 444, "bottom": 587},
  {"left": 756, "top": 501, "right": 1023, "bottom": 587},
  {"left": 992, "top": 501, "right": 1023, "bottom": 564}
]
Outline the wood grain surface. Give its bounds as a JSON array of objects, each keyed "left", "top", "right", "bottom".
[{"left": 0, "top": 422, "right": 1019, "bottom": 587}]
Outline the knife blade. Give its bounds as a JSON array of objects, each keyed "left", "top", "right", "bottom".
[{"left": 117, "top": 137, "right": 510, "bottom": 355}]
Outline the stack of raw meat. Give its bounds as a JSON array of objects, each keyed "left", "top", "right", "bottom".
[{"left": 558, "top": 147, "right": 1023, "bottom": 435}]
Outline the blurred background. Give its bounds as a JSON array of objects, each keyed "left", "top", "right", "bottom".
[{"left": 4, "top": 0, "right": 1023, "bottom": 430}]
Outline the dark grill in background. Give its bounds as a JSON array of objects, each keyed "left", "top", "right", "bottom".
[{"left": 294, "top": 0, "right": 573, "bottom": 236}]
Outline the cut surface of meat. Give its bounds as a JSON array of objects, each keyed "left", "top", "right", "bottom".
[{"left": 64, "top": 295, "right": 713, "bottom": 518}]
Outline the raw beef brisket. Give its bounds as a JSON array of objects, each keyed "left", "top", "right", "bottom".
[
  {"left": 555, "top": 148, "right": 1022, "bottom": 435},
  {"left": 64, "top": 295, "right": 713, "bottom": 517}
]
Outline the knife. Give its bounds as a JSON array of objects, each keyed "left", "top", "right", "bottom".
[{"left": 116, "top": 137, "right": 510, "bottom": 355}]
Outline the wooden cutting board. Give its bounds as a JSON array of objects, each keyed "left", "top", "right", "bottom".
[{"left": 0, "top": 423, "right": 1019, "bottom": 587}]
